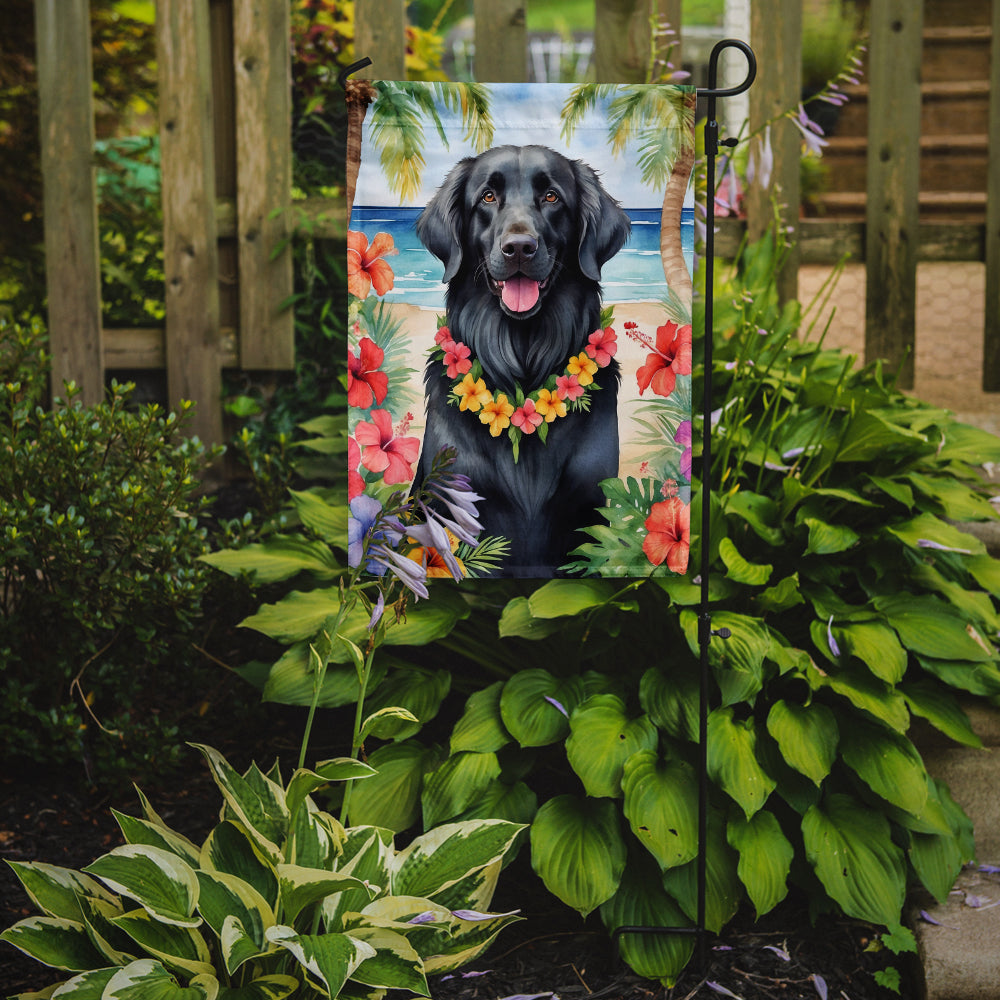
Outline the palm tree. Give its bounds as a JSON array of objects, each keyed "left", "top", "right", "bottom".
[
  {"left": 347, "top": 81, "right": 495, "bottom": 215},
  {"left": 561, "top": 84, "right": 696, "bottom": 321}
]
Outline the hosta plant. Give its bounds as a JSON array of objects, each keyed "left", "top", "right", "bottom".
[{"left": 1, "top": 744, "right": 523, "bottom": 999}]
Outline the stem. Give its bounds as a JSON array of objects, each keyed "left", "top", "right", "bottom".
[{"left": 340, "top": 644, "right": 377, "bottom": 826}]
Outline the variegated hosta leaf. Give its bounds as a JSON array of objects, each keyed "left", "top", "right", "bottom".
[
  {"left": 424, "top": 860, "right": 501, "bottom": 916},
  {"left": 706, "top": 707, "right": 776, "bottom": 818},
  {"left": 529, "top": 795, "right": 626, "bottom": 917},
  {"left": 599, "top": 853, "right": 694, "bottom": 987},
  {"left": 420, "top": 751, "right": 502, "bottom": 829},
  {"left": 4, "top": 861, "right": 118, "bottom": 922},
  {"left": 345, "top": 926, "right": 429, "bottom": 995},
  {"left": 200, "top": 822, "right": 278, "bottom": 910},
  {"left": 0, "top": 916, "right": 107, "bottom": 972},
  {"left": 420, "top": 907, "right": 522, "bottom": 975},
  {"left": 802, "top": 793, "right": 906, "bottom": 926},
  {"left": 110, "top": 908, "right": 214, "bottom": 979},
  {"left": 195, "top": 871, "right": 274, "bottom": 974},
  {"left": 77, "top": 894, "right": 136, "bottom": 966},
  {"left": 214, "top": 974, "right": 300, "bottom": 999},
  {"left": 621, "top": 751, "right": 699, "bottom": 871},
  {"left": 765, "top": 700, "right": 838, "bottom": 786},
  {"left": 265, "top": 926, "right": 376, "bottom": 998},
  {"left": 112, "top": 810, "right": 202, "bottom": 868},
  {"left": 46, "top": 966, "right": 118, "bottom": 997},
  {"left": 102, "top": 958, "right": 218, "bottom": 999},
  {"left": 83, "top": 846, "right": 200, "bottom": 928},
  {"left": 323, "top": 829, "right": 393, "bottom": 931},
  {"left": 565, "top": 695, "right": 658, "bottom": 799},
  {"left": 288, "top": 802, "right": 343, "bottom": 870},
  {"left": 727, "top": 810, "right": 793, "bottom": 918},
  {"left": 450, "top": 681, "right": 511, "bottom": 754},
  {"left": 285, "top": 761, "right": 376, "bottom": 824},
  {"left": 391, "top": 820, "right": 524, "bottom": 900},
  {"left": 276, "top": 864, "right": 375, "bottom": 925}
]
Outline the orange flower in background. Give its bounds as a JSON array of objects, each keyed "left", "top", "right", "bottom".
[
  {"left": 643, "top": 496, "right": 690, "bottom": 574},
  {"left": 348, "top": 231, "right": 397, "bottom": 298},
  {"left": 636, "top": 320, "right": 692, "bottom": 398}
]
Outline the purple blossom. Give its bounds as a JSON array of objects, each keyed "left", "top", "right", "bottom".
[
  {"left": 367, "top": 590, "right": 385, "bottom": 630},
  {"left": 409, "top": 502, "right": 465, "bottom": 579},
  {"left": 407, "top": 911, "right": 438, "bottom": 925},
  {"left": 812, "top": 974, "right": 828, "bottom": 1000},
  {"left": 707, "top": 983, "right": 742, "bottom": 999},
  {"left": 791, "top": 104, "right": 829, "bottom": 156},
  {"left": 544, "top": 695, "right": 569, "bottom": 718},
  {"left": 674, "top": 420, "right": 692, "bottom": 480},
  {"left": 763, "top": 944, "right": 790, "bottom": 961},
  {"left": 827, "top": 616, "right": 841, "bottom": 658},
  {"left": 747, "top": 125, "right": 774, "bottom": 190},
  {"left": 348, "top": 495, "right": 401, "bottom": 574},
  {"left": 917, "top": 539, "right": 973, "bottom": 554},
  {"left": 376, "top": 544, "right": 429, "bottom": 600},
  {"left": 452, "top": 908, "right": 521, "bottom": 921}
]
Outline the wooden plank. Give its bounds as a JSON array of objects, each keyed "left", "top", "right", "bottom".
[
  {"left": 354, "top": 0, "right": 406, "bottom": 80},
  {"left": 233, "top": 0, "right": 294, "bottom": 369},
  {"left": 984, "top": 0, "right": 1000, "bottom": 390},
  {"left": 594, "top": 0, "right": 651, "bottom": 83},
  {"left": 473, "top": 0, "right": 527, "bottom": 82},
  {"left": 34, "top": 0, "right": 103, "bottom": 404},
  {"left": 864, "top": 0, "right": 923, "bottom": 389},
  {"left": 157, "top": 0, "right": 223, "bottom": 444},
  {"left": 747, "top": 0, "right": 802, "bottom": 304},
  {"left": 102, "top": 328, "right": 238, "bottom": 369}
]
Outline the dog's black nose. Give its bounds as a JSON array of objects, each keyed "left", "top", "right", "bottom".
[{"left": 501, "top": 233, "right": 537, "bottom": 262}]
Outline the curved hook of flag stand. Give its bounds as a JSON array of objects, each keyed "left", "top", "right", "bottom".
[{"left": 612, "top": 39, "right": 756, "bottom": 973}]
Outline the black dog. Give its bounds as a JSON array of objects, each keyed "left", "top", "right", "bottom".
[{"left": 414, "top": 145, "right": 631, "bottom": 576}]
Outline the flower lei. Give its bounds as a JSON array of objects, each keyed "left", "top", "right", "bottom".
[{"left": 430, "top": 321, "right": 618, "bottom": 462}]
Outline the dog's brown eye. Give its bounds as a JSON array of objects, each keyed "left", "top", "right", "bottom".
[
  {"left": 544, "top": 191, "right": 558, "bottom": 203},
  {"left": 482, "top": 190, "right": 496, "bottom": 203}
]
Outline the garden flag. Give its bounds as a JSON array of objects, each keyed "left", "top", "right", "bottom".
[{"left": 348, "top": 81, "right": 696, "bottom": 579}]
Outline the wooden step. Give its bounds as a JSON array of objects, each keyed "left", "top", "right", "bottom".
[
  {"left": 921, "top": 0, "right": 992, "bottom": 28},
  {"left": 922, "top": 25, "right": 993, "bottom": 83},
  {"left": 813, "top": 190, "right": 987, "bottom": 222}
]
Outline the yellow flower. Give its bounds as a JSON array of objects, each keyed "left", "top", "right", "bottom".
[
  {"left": 455, "top": 373, "right": 493, "bottom": 412},
  {"left": 535, "top": 388, "right": 567, "bottom": 423},
  {"left": 479, "top": 393, "right": 515, "bottom": 436},
  {"left": 567, "top": 352, "right": 598, "bottom": 386}
]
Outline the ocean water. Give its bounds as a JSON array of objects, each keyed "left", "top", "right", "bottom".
[{"left": 350, "top": 205, "right": 694, "bottom": 310}]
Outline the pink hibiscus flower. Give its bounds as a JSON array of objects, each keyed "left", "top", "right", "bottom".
[
  {"left": 347, "top": 336, "right": 389, "bottom": 409},
  {"left": 585, "top": 326, "right": 618, "bottom": 367},
  {"left": 348, "top": 437, "right": 364, "bottom": 500},
  {"left": 643, "top": 496, "right": 690, "bottom": 574},
  {"left": 511, "top": 398, "right": 544, "bottom": 434},
  {"left": 354, "top": 409, "right": 420, "bottom": 485},
  {"left": 556, "top": 373, "right": 585, "bottom": 401},
  {"left": 442, "top": 339, "right": 472, "bottom": 379}
]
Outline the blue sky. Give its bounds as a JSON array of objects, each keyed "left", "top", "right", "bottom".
[{"left": 357, "top": 82, "right": 695, "bottom": 210}]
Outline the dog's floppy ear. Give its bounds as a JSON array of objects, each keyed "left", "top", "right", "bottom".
[
  {"left": 574, "top": 160, "right": 631, "bottom": 281},
  {"left": 416, "top": 158, "right": 474, "bottom": 282}
]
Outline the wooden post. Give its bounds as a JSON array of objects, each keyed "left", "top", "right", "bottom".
[
  {"left": 474, "top": 0, "right": 527, "bottom": 82},
  {"left": 157, "top": 0, "right": 223, "bottom": 444},
  {"left": 864, "top": 0, "right": 923, "bottom": 389},
  {"left": 655, "top": 0, "right": 683, "bottom": 80},
  {"left": 233, "top": 0, "right": 294, "bottom": 369},
  {"left": 594, "top": 0, "right": 652, "bottom": 83},
  {"left": 354, "top": 0, "right": 406, "bottom": 81},
  {"left": 747, "top": 0, "right": 801, "bottom": 305},
  {"left": 983, "top": 0, "right": 1000, "bottom": 391},
  {"left": 34, "top": 0, "right": 104, "bottom": 405}
]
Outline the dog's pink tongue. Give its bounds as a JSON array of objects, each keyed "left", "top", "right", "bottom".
[{"left": 501, "top": 275, "right": 540, "bottom": 313}]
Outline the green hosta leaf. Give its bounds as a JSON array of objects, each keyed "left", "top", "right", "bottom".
[
  {"left": 530, "top": 795, "right": 626, "bottom": 917},
  {"left": 803, "top": 517, "right": 859, "bottom": 555},
  {"left": 812, "top": 662, "right": 910, "bottom": 732},
  {"left": 802, "top": 793, "right": 906, "bottom": 926},
  {"left": 112, "top": 812, "right": 201, "bottom": 868},
  {"left": 901, "top": 680, "right": 982, "bottom": 748},
  {"left": 200, "top": 536, "right": 339, "bottom": 584},
  {"left": 839, "top": 718, "right": 929, "bottom": 816},
  {"left": 911, "top": 562, "right": 1000, "bottom": 633},
  {"left": 200, "top": 822, "right": 278, "bottom": 910},
  {"left": 111, "top": 909, "right": 214, "bottom": 978},
  {"left": 498, "top": 596, "right": 565, "bottom": 639},
  {"left": 216, "top": 976, "right": 299, "bottom": 1000},
  {"left": 886, "top": 512, "right": 985, "bottom": 556},
  {"left": 393, "top": 820, "right": 524, "bottom": 900},
  {"left": 916, "top": 655, "right": 1000, "bottom": 697},
  {"left": 765, "top": 700, "right": 838, "bottom": 786},
  {"left": 195, "top": 871, "right": 273, "bottom": 974},
  {"left": 876, "top": 594, "right": 995, "bottom": 662},
  {"left": 347, "top": 740, "right": 442, "bottom": 832},
  {"left": 450, "top": 682, "right": 511, "bottom": 754},
  {"left": 833, "top": 621, "right": 907, "bottom": 683},
  {"left": 362, "top": 668, "right": 451, "bottom": 740},
  {"left": 599, "top": 852, "right": 694, "bottom": 987},
  {"left": 680, "top": 610, "right": 770, "bottom": 706},
  {"left": 277, "top": 865, "right": 374, "bottom": 925},
  {"left": 907, "top": 473, "right": 998, "bottom": 521},
  {"left": 83, "top": 846, "right": 200, "bottom": 928},
  {"left": 724, "top": 490, "right": 784, "bottom": 545},
  {"left": 345, "top": 926, "right": 428, "bottom": 994},
  {"left": 499, "top": 670, "right": 585, "bottom": 747},
  {"left": 639, "top": 665, "right": 699, "bottom": 742},
  {"left": 727, "top": 811, "right": 793, "bottom": 918},
  {"left": 5, "top": 862, "right": 118, "bottom": 922},
  {"left": 661, "top": 811, "right": 741, "bottom": 933},
  {"left": 755, "top": 573, "right": 805, "bottom": 614},
  {"left": 261, "top": 644, "right": 384, "bottom": 709},
  {"left": 421, "top": 751, "right": 502, "bottom": 828},
  {"left": 967, "top": 553, "right": 1000, "bottom": 597},
  {"left": 359, "top": 706, "right": 421, "bottom": 742},
  {"left": 909, "top": 827, "right": 965, "bottom": 905},
  {"left": 265, "top": 926, "right": 375, "bottom": 997},
  {"left": 0, "top": 916, "right": 107, "bottom": 971},
  {"left": 834, "top": 409, "right": 927, "bottom": 463},
  {"left": 241, "top": 589, "right": 342, "bottom": 642},
  {"left": 718, "top": 536, "right": 772, "bottom": 585},
  {"left": 621, "top": 751, "right": 698, "bottom": 870},
  {"left": 707, "top": 708, "right": 776, "bottom": 818},
  {"left": 288, "top": 489, "right": 347, "bottom": 544},
  {"left": 103, "top": 959, "right": 218, "bottom": 1000},
  {"left": 526, "top": 578, "right": 618, "bottom": 617},
  {"left": 565, "top": 695, "right": 658, "bottom": 798},
  {"left": 936, "top": 421, "right": 1000, "bottom": 464},
  {"left": 453, "top": 779, "right": 538, "bottom": 827}
]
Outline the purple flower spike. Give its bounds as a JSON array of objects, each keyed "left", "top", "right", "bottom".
[
  {"left": 827, "top": 616, "right": 841, "bottom": 658},
  {"left": 407, "top": 911, "right": 438, "bottom": 925},
  {"left": 544, "top": 695, "right": 569, "bottom": 718},
  {"left": 706, "top": 983, "right": 742, "bottom": 999},
  {"left": 812, "top": 974, "right": 828, "bottom": 1000}
]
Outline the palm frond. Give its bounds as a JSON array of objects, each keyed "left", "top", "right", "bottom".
[
  {"left": 560, "top": 84, "right": 616, "bottom": 142},
  {"left": 369, "top": 86, "right": 427, "bottom": 203},
  {"left": 437, "top": 82, "right": 495, "bottom": 152}
]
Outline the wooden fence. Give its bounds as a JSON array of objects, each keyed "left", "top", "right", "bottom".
[{"left": 33, "top": 0, "right": 1000, "bottom": 446}]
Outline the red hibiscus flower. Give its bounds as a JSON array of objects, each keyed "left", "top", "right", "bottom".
[
  {"left": 585, "top": 326, "right": 618, "bottom": 367},
  {"left": 348, "top": 231, "right": 397, "bottom": 299},
  {"left": 348, "top": 437, "right": 364, "bottom": 500},
  {"left": 636, "top": 321, "right": 693, "bottom": 398},
  {"left": 511, "top": 398, "right": 543, "bottom": 434},
  {"left": 556, "top": 374, "right": 585, "bottom": 401},
  {"left": 347, "top": 336, "right": 389, "bottom": 409},
  {"left": 354, "top": 409, "right": 420, "bottom": 485},
  {"left": 442, "top": 339, "right": 472, "bottom": 379},
  {"left": 434, "top": 325, "right": 452, "bottom": 345},
  {"left": 643, "top": 496, "right": 690, "bottom": 574}
]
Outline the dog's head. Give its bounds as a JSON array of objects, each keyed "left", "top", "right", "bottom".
[{"left": 416, "top": 145, "right": 630, "bottom": 320}]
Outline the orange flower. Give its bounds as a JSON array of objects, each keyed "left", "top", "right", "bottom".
[
  {"left": 643, "top": 497, "right": 690, "bottom": 574},
  {"left": 636, "top": 321, "right": 693, "bottom": 398},
  {"left": 535, "top": 387, "right": 567, "bottom": 422},
  {"left": 479, "top": 394, "right": 515, "bottom": 437},
  {"left": 408, "top": 527, "right": 465, "bottom": 579},
  {"left": 348, "top": 231, "right": 397, "bottom": 299},
  {"left": 454, "top": 373, "right": 493, "bottom": 412},
  {"left": 567, "top": 352, "right": 599, "bottom": 386}
]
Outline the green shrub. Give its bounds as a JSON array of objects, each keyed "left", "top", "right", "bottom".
[
  {"left": 0, "top": 317, "right": 220, "bottom": 783},
  {"left": 1, "top": 744, "right": 524, "bottom": 998}
]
